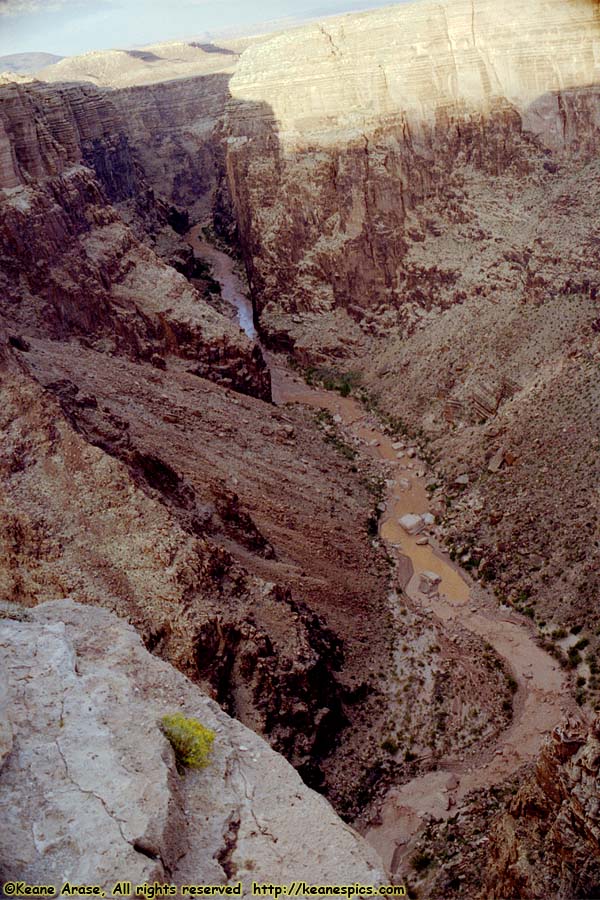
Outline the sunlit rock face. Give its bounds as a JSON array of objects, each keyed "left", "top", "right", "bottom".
[
  {"left": 224, "top": 0, "right": 600, "bottom": 332},
  {"left": 230, "top": 0, "right": 600, "bottom": 143}
]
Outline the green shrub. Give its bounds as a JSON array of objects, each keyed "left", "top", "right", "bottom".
[
  {"left": 161, "top": 713, "right": 215, "bottom": 770},
  {"left": 411, "top": 851, "right": 433, "bottom": 873}
]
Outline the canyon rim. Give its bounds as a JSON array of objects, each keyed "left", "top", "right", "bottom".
[{"left": 2, "top": 0, "right": 600, "bottom": 897}]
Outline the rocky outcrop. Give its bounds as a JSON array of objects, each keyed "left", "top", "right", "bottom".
[
  {"left": 0, "top": 599, "right": 386, "bottom": 891},
  {"left": 33, "top": 40, "right": 260, "bottom": 229},
  {"left": 483, "top": 717, "right": 600, "bottom": 899}
]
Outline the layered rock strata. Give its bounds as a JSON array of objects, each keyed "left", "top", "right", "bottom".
[
  {"left": 0, "top": 78, "right": 269, "bottom": 399},
  {"left": 483, "top": 717, "right": 600, "bottom": 899}
]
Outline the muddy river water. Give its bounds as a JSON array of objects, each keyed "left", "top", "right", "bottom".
[{"left": 188, "top": 229, "right": 574, "bottom": 875}]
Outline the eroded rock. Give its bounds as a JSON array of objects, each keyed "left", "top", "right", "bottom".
[{"left": 0, "top": 600, "right": 386, "bottom": 891}]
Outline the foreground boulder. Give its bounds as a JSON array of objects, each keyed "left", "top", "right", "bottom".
[{"left": 0, "top": 600, "right": 386, "bottom": 892}]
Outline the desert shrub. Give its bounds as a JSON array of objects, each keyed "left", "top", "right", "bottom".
[
  {"left": 161, "top": 713, "right": 215, "bottom": 770},
  {"left": 507, "top": 675, "right": 518, "bottom": 694},
  {"left": 411, "top": 851, "right": 433, "bottom": 873},
  {"left": 381, "top": 737, "right": 399, "bottom": 754}
]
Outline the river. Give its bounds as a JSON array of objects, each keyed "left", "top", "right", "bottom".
[{"left": 187, "top": 229, "right": 574, "bottom": 876}]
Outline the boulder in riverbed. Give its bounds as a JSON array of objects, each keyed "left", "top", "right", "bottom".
[
  {"left": 399, "top": 513, "right": 425, "bottom": 534},
  {"left": 419, "top": 571, "right": 442, "bottom": 596}
]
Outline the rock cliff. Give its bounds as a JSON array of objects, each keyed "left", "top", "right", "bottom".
[
  {"left": 226, "top": 0, "right": 600, "bottom": 333},
  {"left": 0, "top": 78, "right": 269, "bottom": 399},
  {"left": 0, "top": 599, "right": 386, "bottom": 891},
  {"left": 483, "top": 717, "right": 600, "bottom": 899},
  {"left": 223, "top": 0, "right": 600, "bottom": 664}
]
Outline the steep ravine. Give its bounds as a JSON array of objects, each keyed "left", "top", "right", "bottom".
[{"left": 194, "top": 233, "right": 576, "bottom": 883}]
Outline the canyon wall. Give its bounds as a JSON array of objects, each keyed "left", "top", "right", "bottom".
[
  {"left": 484, "top": 717, "right": 600, "bottom": 899},
  {"left": 225, "top": 0, "right": 600, "bottom": 335},
  {"left": 0, "top": 77, "right": 269, "bottom": 398},
  {"left": 224, "top": 0, "right": 600, "bottom": 662},
  {"left": 112, "top": 75, "right": 234, "bottom": 224}
]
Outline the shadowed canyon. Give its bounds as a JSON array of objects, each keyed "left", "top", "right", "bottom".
[{"left": 2, "top": 0, "right": 600, "bottom": 896}]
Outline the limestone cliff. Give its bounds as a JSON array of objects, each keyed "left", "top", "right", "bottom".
[
  {"left": 0, "top": 599, "right": 386, "bottom": 891},
  {"left": 225, "top": 0, "right": 600, "bottom": 335}
]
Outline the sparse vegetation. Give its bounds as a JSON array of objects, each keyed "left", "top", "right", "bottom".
[
  {"left": 381, "top": 736, "right": 399, "bottom": 754},
  {"left": 411, "top": 850, "right": 433, "bottom": 873},
  {"left": 160, "top": 713, "right": 215, "bottom": 770},
  {"left": 314, "top": 409, "right": 357, "bottom": 460},
  {"left": 305, "top": 366, "right": 362, "bottom": 397}
]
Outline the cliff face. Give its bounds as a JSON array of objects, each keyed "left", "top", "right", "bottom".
[
  {"left": 0, "top": 78, "right": 269, "bottom": 399},
  {"left": 225, "top": 0, "right": 600, "bottom": 335},
  {"left": 484, "top": 718, "right": 600, "bottom": 899},
  {"left": 0, "top": 599, "right": 386, "bottom": 890},
  {"left": 112, "top": 75, "right": 236, "bottom": 226},
  {"left": 223, "top": 0, "right": 600, "bottom": 654}
]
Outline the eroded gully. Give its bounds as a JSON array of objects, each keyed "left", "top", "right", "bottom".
[{"left": 187, "top": 226, "right": 574, "bottom": 875}]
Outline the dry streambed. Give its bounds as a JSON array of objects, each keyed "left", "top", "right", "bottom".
[{"left": 189, "top": 234, "right": 574, "bottom": 877}]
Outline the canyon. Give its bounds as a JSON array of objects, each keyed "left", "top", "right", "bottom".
[{"left": 2, "top": 0, "right": 600, "bottom": 896}]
